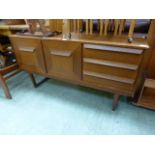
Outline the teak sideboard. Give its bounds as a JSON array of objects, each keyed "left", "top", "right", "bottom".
[{"left": 10, "top": 33, "right": 149, "bottom": 110}]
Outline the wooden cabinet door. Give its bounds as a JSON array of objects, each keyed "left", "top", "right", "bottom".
[
  {"left": 10, "top": 36, "right": 46, "bottom": 74},
  {"left": 42, "top": 40, "right": 81, "bottom": 81}
]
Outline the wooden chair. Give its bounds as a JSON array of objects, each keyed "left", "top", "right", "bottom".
[
  {"left": 0, "top": 43, "right": 20, "bottom": 99},
  {"left": 0, "top": 63, "right": 20, "bottom": 99}
]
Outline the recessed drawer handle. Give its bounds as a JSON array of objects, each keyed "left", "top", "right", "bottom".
[
  {"left": 50, "top": 50, "right": 73, "bottom": 57},
  {"left": 83, "top": 71, "right": 135, "bottom": 84},
  {"left": 84, "top": 44, "right": 143, "bottom": 54},
  {"left": 19, "top": 47, "right": 36, "bottom": 52},
  {"left": 84, "top": 58, "right": 138, "bottom": 70}
]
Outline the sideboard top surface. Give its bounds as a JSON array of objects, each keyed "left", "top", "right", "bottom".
[{"left": 10, "top": 33, "right": 149, "bottom": 49}]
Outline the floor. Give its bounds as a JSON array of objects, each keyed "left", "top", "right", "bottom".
[{"left": 0, "top": 72, "right": 155, "bottom": 135}]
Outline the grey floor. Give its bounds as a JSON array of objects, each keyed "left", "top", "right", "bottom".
[{"left": 0, "top": 72, "right": 155, "bottom": 134}]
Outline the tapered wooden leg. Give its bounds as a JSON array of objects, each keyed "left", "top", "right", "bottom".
[
  {"left": 29, "top": 73, "right": 48, "bottom": 88},
  {"left": 112, "top": 94, "right": 120, "bottom": 111},
  {"left": 0, "top": 74, "right": 12, "bottom": 99}
]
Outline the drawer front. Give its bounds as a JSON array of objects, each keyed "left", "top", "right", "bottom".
[
  {"left": 84, "top": 62, "right": 138, "bottom": 82},
  {"left": 83, "top": 72, "right": 134, "bottom": 95},
  {"left": 83, "top": 44, "right": 144, "bottom": 96},
  {"left": 42, "top": 40, "right": 81, "bottom": 81},
  {"left": 10, "top": 37, "right": 46, "bottom": 74},
  {"left": 84, "top": 44, "right": 143, "bottom": 65}
]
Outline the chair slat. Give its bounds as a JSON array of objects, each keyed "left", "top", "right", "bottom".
[
  {"left": 62, "top": 19, "right": 70, "bottom": 34},
  {"left": 86, "top": 19, "right": 89, "bottom": 34},
  {"left": 128, "top": 19, "right": 136, "bottom": 39},
  {"left": 90, "top": 19, "right": 93, "bottom": 35},
  {"left": 119, "top": 19, "right": 125, "bottom": 36},
  {"left": 77, "top": 19, "right": 80, "bottom": 32},
  {"left": 111, "top": 19, "right": 115, "bottom": 32},
  {"left": 100, "top": 19, "right": 103, "bottom": 36},
  {"left": 122, "top": 19, "right": 126, "bottom": 31},
  {"left": 104, "top": 19, "right": 109, "bottom": 36},
  {"left": 73, "top": 19, "right": 77, "bottom": 32},
  {"left": 114, "top": 19, "right": 119, "bottom": 36}
]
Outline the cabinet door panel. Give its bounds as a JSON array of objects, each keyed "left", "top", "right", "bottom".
[
  {"left": 43, "top": 40, "right": 81, "bottom": 81},
  {"left": 10, "top": 36, "right": 46, "bottom": 74}
]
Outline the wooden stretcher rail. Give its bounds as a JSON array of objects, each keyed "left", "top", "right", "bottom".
[{"left": 0, "top": 63, "right": 18, "bottom": 75}]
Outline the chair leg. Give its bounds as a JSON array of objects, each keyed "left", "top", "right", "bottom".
[
  {"left": 0, "top": 74, "right": 12, "bottom": 99},
  {"left": 112, "top": 94, "right": 120, "bottom": 111},
  {"left": 29, "top": 73, "right": 48, "bottom": 88}
]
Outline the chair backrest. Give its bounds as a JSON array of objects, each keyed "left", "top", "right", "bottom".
[{"left": 66, "top": 19, "right": 151, "bottom": 40}]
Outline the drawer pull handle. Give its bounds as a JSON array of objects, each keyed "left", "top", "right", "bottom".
[
  {"left": 84, "top": 58, "right": 138, "bottom": 70},
  {"left": 50, "top": 50, "right": 73, "bottom": 57},
  {"left": 83, "top": 71, "right": 135, "bottom": 84},
  {"left": 19, "top": 47, "right": 36, "bottom": 52},
  {"left": 84, "top": 44, "right": 143, "bottom": 54}
]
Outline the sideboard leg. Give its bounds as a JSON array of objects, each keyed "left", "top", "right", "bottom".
[
  {"left": 29, "top": 73, "right": 48, "bottom": 88},
  {"left": 112, "top": 94, "right": 120, "bottom": 111},
  {"left": 0, "top": 74, "right": 12, "bottom": 99}
]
